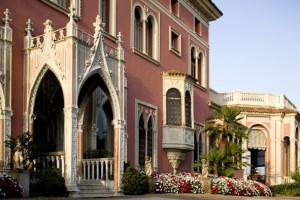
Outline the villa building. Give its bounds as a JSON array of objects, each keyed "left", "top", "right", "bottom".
[
  {"left": 0, "top": 0, "right": 222, "bottom": 196},
  {"left": 209, "top": 90, "right": 300, "bottom": 186}
]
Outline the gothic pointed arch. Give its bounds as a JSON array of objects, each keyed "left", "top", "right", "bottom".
[
  {"left": 33, "top": 69, "right": 64, "bottom": 152},
  {"left": 78, "top": 15, "right": 121, "bottom": 122},
  {"left": 28, "top": 66, "right": 65, "bottom": 119}
]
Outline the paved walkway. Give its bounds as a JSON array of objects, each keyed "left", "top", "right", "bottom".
[{"left": 11, "top": 193, "right": 300, "bottom": 200}]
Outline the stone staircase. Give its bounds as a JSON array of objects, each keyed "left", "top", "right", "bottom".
[{"left": 78, "top": 182, "right": 115, "bottom": 198}]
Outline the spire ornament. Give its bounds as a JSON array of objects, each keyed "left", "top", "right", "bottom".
[
  {"left": 68, "top": 4, "right": 75, "bottom": 23},
  {"left": 25, "top": 19, "right": 33, "bottom": 37},
  {"left": 2, "top": 8, "right": 11, "bottom": 26},
  {"left": 93, "top": 15, "right": 105, "bottom": 40}
]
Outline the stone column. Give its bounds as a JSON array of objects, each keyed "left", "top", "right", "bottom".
[
  {"left": 64, "top": 106, "right": 79, "bottom": 195},
  {"left": 290, "top": 138, "right": 296, "bottom": 172},
  {"left": 112, "top": 119, "right": 125, "bottom": 193},
  {"left": 90, "top": 124, "right": 98, "bottom": 150},
  {"left": 77, "top": 124, "right": 84, "bottom": 182},
  {"left": 0, "top": 109, "right": 12, "bottom": 172}
]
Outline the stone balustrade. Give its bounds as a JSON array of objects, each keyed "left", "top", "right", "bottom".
[
  {"left": 81, "top": 158, "right": 114, "bottom": 181},
  {"left": 209, "top": 90, "right": 297, "bottom": 109}
]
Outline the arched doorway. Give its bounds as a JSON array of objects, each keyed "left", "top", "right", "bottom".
[
  {"left": 78, "top": 73, "right": 115, "bottom": 181},
  {"left": 33, "top": 70, "right": 64, "bottom": 153},
  {"left": 247, "top": 128, "right": 267, "bottom": 182}
]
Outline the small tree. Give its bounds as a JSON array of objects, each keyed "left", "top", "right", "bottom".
[{"left": 197, "top": 106, "right": 248, "bottom": 176}]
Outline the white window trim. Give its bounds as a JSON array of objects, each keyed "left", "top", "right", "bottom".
[
  {"left": 98, "top": 0, "right": 116, "bottom": 37},
  {"left": 131, "top": 2, "right": 160, "bottom": 63},
  {"left": 169, "top": 26, "right": 181, "bottom": 56},
  {"left": 134, "top": 99, "right": 158, "bottom": 170},
  {"left": 170, "top": 0, "right": 180, "bottom": 18}
]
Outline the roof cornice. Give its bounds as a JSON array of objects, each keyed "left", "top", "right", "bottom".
[{"left": 188, "top": 0, "right": 223, "bottom": 21}]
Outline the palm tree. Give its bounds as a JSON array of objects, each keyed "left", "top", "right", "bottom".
[
  {"left": 198, "top": 106, "right": 248, "bottom": 176},
  {"left": 205, "top": 106, "right": 247, "bottom": 150}
]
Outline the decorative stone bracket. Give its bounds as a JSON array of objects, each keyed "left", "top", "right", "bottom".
[
  {"left": 166, "top": 150, "right": 186, "bottom": 174},
  {"left": 163, "top": 126, "right": 194, "bottom": 173}
]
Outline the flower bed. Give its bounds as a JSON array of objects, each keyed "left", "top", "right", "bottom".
[
  {"left": 153, "top": 173, "right": 272, "bottom": 197},
  {"left": 0, "top": 173, "right": 23, "bottom": 198},
  {"left": 154, "top": 173, "right": 203, "bottom": 194},
  {"left": 211, "top": 177, "right": 272, "bottom": 196}
]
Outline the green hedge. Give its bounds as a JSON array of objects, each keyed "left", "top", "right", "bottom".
[{"left": 270, "top": 182, "right": 300, "bottom": 196}]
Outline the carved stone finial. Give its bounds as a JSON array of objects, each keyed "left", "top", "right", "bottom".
[
  {"left": 68, "top": 4, "right": 75, "bottom": 22},
  {"left": 117, "top": 32, "right": 123, "bottom": 46},
  {"left": 2, "top": 8, "right": 11, "bottom": 26},
  {"left": 25, "top": 19, "right": 33, "bottom": 36},
  {"left": 93, "top": 15, "right": 105, "bottom": 39},
  {"left": 43, "top": 19, "right": 53, "bottom": 33}
]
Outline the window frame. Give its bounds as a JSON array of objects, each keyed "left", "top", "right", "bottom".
[
  {"left": 166, "top": 88, "right": 182, "bottom": 126},
  {"left": 41, "top": 0, "right": 81, "bottom": 18},
  {"left": 99, "top": 0, "right": 116, "bottom": 37},
  {"left": 169, "top": 27, "right": 181, "bottom": 56},
  {"left": 170, "top": 0, "right": 179, "bottom": 17},
  {"left": 132, "top": 3, "right": 160, "bottom": 63}
]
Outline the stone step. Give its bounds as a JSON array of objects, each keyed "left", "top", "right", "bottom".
[{"left": 78, "top": 183, "right": 115, "bottom": 198}]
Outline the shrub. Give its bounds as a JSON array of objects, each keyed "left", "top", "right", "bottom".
[
  {"left": 30, "top": 168, "right": 67, "bottom": 197},
  {"left": 121, "top": 167, "right": 148, "bottom": 195},
  {"left": 0, "top": 173, "right": 23, "bottom": 198},
  {"left": 291, "top": 169, "right": 300, "bottom": 182},
  {"left": 270, "top": 182, "right": 300, "bottom": 196}
]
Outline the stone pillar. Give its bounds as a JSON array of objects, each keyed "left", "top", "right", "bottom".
[
  {"left": 77, "top": 124, "right": 84, "bottom": 182},
  {"left": 90, "top": 124, "right": 98, "bottom": 150},
  {"left": 0, "top": 109, "right": 12, "bottom": 172},
  {"left": 290, "top": 138, "right": 296, "bottom": 172},
  {"left": 269, "top": 120, "right": 277, "bottom": 185},
  {"left": 275, "top": 120, "right": 282, "bottom": 184},
  {"left": 112, "top": 119, "right": 125, "bottom": 193},
  {"left": 64, "top": 106, "right": 79, "bottom": 195},
  {"left": 113, "top": 126, "right": 120, "bottom": 191}
]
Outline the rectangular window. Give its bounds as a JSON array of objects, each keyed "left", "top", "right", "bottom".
[
  {"left": 43, "top": 0, "right": 70, "bottom": 9},
  {"left": 169, "top": 27, "right": 181, "bottom": 56},
  {"left": 100, "top": 0, "right": 110, "bottom": 33},
  {"left": 171, "top": 0, "right": 179, "bottom": 16},
  {"left": 195, "top": 17, "right": 201, "bottom": 35},
  {"left": 99, "top": 0, "right": 116, "bottom": 36},
  {"left": 41, "top": 0, "right": 80, "bottom": 17}
]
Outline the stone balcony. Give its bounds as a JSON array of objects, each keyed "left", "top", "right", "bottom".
[
  {"left": 162, "top": 125, "right": 194, "bottom": 174},
  {"left": 209, "top": 90, "right": 297, "bottom": 110},
  {"left": 162, "top": 125, "right": 194, "bottom": 150}
]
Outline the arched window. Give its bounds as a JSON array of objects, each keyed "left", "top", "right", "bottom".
[
  {"left": 185, "top": 91, "right": 191, "bottom": 127},
  {"left": 134, "top": 7, "right": 143, "bottom": 51},
  {"left": 190, "top": 47, "right": 196, "bottom": 79},
  {"left": 198, "top": 52, "right": 203, "bottom": 85},
  {"left": 147, "top": 119, "right": 153, "bottom": 158},
  {"left": 139, "top": 115, "right": 146, "bottom": 167},
  {"left": 146, "top": 16, "right": 153, "bottom": 57},
  {"left": 166, "top": 88, "right": 181, "bottom": 125}
]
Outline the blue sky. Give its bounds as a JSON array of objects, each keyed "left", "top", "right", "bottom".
[{"left": 210, "top": 0, "right": 300, "bottom": 109}]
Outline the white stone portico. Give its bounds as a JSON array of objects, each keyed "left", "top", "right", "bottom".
[{"left": 22, "top": 6, "right": 126, "bottom": 195}]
